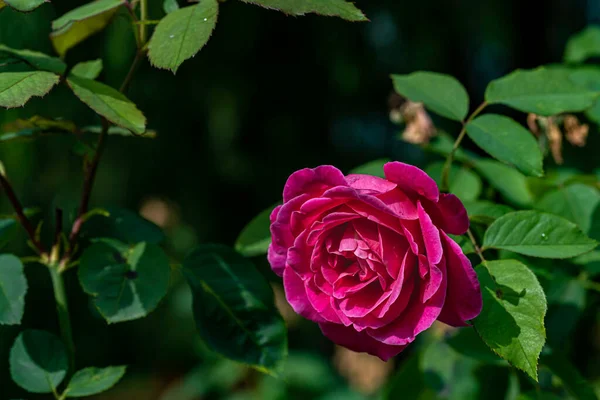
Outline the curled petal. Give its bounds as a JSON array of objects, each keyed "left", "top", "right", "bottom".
[
  {"left": 283, "top": 165, "right": 347, "bottom": 203},
  {"left": 437, "top": 232, "right": 482, "bottom": 327},
  {"left": 425, "top": 194, "right": 469, "bottom": 235},
  {"left": 319, "top": 322, "right": 407, "bottom": 361},
  {"left": 418, "top": 202, "right": 443, "bottom": 265},
  {"left": 384, "top": 161, "right": 439, "bottom": 202}
]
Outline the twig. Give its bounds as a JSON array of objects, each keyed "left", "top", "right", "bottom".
[
  {"left": 0, "top": 173, "right": 46, "bottom": 255},
  {"left": 467, "top": 228, "right": 486, "bottom": 265},
  {"left": 441, "top": 101, "right": 487, "bottom": 191}
]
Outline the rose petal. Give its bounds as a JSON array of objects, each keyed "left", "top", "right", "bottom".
[
  {"left": 383, "top": 161, "right": 439, "bottom": 202},
  {"left": 319, "top": 322, "right": 407, "bottom": 361},
  {"left": 346, "top": 174, "right": 397, "bottom": 194},
  {"left": 424, "top": 194, "right": 469, "bottom": 235},
  {"left": 418, "top": 201, "right": 443, "bottom": 265},
  {"left": 284, "top": 268, "right": 326, "bottom": 323},
  {"left": 437, "top": 232, "right": 482, "bottom": 326},
  {"left": 283, "top": 165, "right": 347, "bottom": 202}
]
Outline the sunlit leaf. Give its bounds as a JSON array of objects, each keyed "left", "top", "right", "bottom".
[
  {"left": 0, "top": 44, "right": 65, "bottom": 74},
  {"left": 537, "top": 183, "right": 600, "bottom": 234},
  {"left": 473, "top": 260, "right": 547, "bottom": 381},
  {"left": 148, "top": 1, "right": 218, "bottom": 73},
  {"left": 51, "top": 0, "right": 125, "bottom": 57},
  {"left": 485, "top": 67, "right": 599, "bottom": 116},
  {"left": 240, "top": 0, "right": 367, "bottom": 21},
  {"left": 70, "top": 59, "right": 103, "bottom": 80},
  {"left": 64, "top": 366, "right": 127, "bottom": 397},
  {"left": 0, "top": 71, "right": 59, "bottom": 108},
  {"left": 182, "top": 244, "right": 287, "bottom": 373},
  {"left": 466, "top": 114, "right": 543, "bottom": 177},
  {"left": 0, "top": 0, "right": 47, "bottom": 12},
  {"left": 0, "top": 254, "right": 26, "bottom": 325},
  {"left": 67, "top": 76, "right": 146, "bottom": 134},
  {"left": 79, "top": 242, "right": 170, "bottom": 323},
  {"left": 564, "top": 26, "right": 600, "bottom": 64},
  {"left": 9, "top": 330, "right": 68, "bottom": 393},
  {"left": 474, "top": 159, "right": 534, "bottom": 207},
  {"left": 391, "top": 71, "right": 469, "bottom": 121},
  {"left": 235, "top": 203, "right": 279, "bottom": 257},
  {"left": 483, "top": 210, "right": 598, "bottom": 258}
]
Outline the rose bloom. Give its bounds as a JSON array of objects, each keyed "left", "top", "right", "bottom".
[{"left": 268, "top": 162, "right": 482, "bottom": 360}]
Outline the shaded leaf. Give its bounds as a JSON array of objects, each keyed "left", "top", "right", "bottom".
[
  {"left": 0, "top": 254, "right": 26, "bottom": 325},
  {"left": 67, "top": 76, "right": 146, "bottom": 134},
  {"left": 0, "top": 44, "right": 65, "bottom": 74},
  {"left": 474, "top": 159, "right": 533, "bottom": 207},
  {"left": 537, "top": 183, "right": 600, "bottom": 234},
  {"left": 0, "top": 0, "right": 47, "bottom": 12},
  {"left": 425, "top": 162, "right": 482, "bottom": 201},
  {"left": 235, "top": 203, "right": 279, "bottom": 257},
  {"left": 463, "top": 201, "right": 513, "bottom": 225},
  {"left": 240, "top": 0, "right": 367, "bottom": 21},
  {"left": 0, "top": 218, "right": 17, "bottom": 248},
  {"left": 65, "top": 366, "right": 127, "bottom": 397},
  {"left": 426, "top": 131, "right": 477, "bottom": 163},
  {"left": 483, "top": 210, "right": 598, "bottom": 258},
  {"left": 79, "top": 242, "right": 170, "bottom": 323},
  {"left": 564, "top": 26, "right": 600, "bottom": 64},
  {"left": 51, "top": 0, "right": 125, "bottom": 57},
  {"left": 473, "top": 260, "right": 547, "bottom": 381},
  {"left": 182, "top": 244, "right": 287, "bottom": 373},
  {"left": 163, "top": 0, "right": 179, "bottom": 14},
  {"left": 485, "top": 67, "right": 599, "bottom": 116},
  {"left": 82, "top": 125, "right": 157, "bottom": 138},
  {"left": 0, "top": 71, "right": 60, "bottom": 108},
  {"left": 82, "top": 207, "right": 164, "bottom": 244},
  {"left": 384, "top": 351, "right": 432, "bottom": 399},
  {"left": 448, "top": 233, "right": 475, "bottom": 254},
  {"left": 446, "top": 327, "right": 504, "bottom": 365},
  {"left": 466, "top": 114, "right": 543, "bottom": 177},
  {"left": 571, "top": 250, "right": 600, "bottom": 277},
  {"left": 70, "top": 59, "right": 103, "bottom": 80},
  {"left": 348, "top": 158, "right": 390, "bottom": 178},
  {"left": 148, "top": 1, "right": 219, "bottom": 73},
  {"left": 9, "top": 330, "right": 68, "bottom": 393},
  {"left": 391, "top": 71, "right": 469, "bottom": 121}
]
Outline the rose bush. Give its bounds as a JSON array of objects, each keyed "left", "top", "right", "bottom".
[{"left": 268, "top": 162, "right": 483, "bottom": 360}]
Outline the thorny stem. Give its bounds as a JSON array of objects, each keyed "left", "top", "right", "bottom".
[
  {"left": 467, "top": 228, "right": 486, "bottom": 265},
  {"left": 441, "top": 101, "right": 488, "bottom": 191},
  {"left": 0, "top": 173, "right": 46, "bottom": 255}
]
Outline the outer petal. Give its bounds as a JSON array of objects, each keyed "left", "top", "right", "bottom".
[
  {"left": 346, "top": 174, "right": 397, "bottom": 194},
  {"left": 418, "top": 202, "right": 443, "bottom": 265},
  {"left": 424, "top": 193, "right": 469, "bottom": 235},
  {"left": 383, "top": 162, "right": 439, "bottom": 202},
  {"left": 437, "top": 232, "right": 482, "bottom": 326},
  {"left": 319, "top": 322, "right": 407, "bottom": 361},
  {"left": 283, "top": 165, "right": 347, "bottom": 203},
  {"left": 284, "top": 268, "right": 326, "bottom": 323}
]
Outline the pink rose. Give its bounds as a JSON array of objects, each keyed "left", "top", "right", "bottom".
[{"left": 268, "top": 162, "right": 483, "bottom": 360}]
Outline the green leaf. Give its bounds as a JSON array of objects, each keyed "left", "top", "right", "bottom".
[
  {"left": 391, "top": 72, "right": 469, "bottom": 121},
  {"left": 82, "top": 125, "right": 157, "bottom": 138},
  {"left": 67, "top": 76, "right": 146, "bottom": 134},
  {"left": 474, "top": 159, "right": 534, "bottom": 207},
  {"left": 473, "top": 260, "right": 547, "bottom": 381},
  {"left": 0, "top": 254, "right": 26, "bottom": 325},
  {"left": 571, "top": 250, "right": 600, "bottom": 277},
  {"left": 235, "top": 203, "right": 278, "bottom": 257},
  {"left": 70, "top": 59, "right": 103, "bottom": 80},
  {"left": 65, "top": 366, "right": 127, "bottom": 397},
  {"left": 0, "top": 45, "right": 66, "bottom": 74},
  {"left": 83, "top": 207, "right": 165, "bottom": 244},
  {"left": 182, "top": 244, "right": 287, "bottom": 373},
  {"left": 348, "top": 158, "right": 390, "bottom": 178},
  {"left": 163, "top": 0, "right": 179, "bottom": 14},
  {"left": 518, "top": 391, "right": 562, "bottom": 400},
  {"left": 541, "top": 350, "right": 598, "bottom": 400},
  {"left": 0, "top": 0, "right": 47, "bottom": 12},
  {"left": 448, "top": 234, "right": 475, "bottom": 254},
  {"left": 537, "top": 183, "right": 600, "bottom": 234},
  {"left": 384, "top": 352, "right": 432, "bottom": 400},
  {"left": 79, "top": 242, "right": 170, "bottom": 323},
  {"left": 425, "top": 162, "right": 482, "bottom": 201},
  {"left": 466, "top": 114, "right": 543, "bottom": 177},
  {"left": 564, "top": 26, "right": 600, "bottom": 64},
  {"left": 240, "top": 0, "right": 367, "bottom": 21},
  {"left": 426, "top": 131, "right": 477, "bottom": 163},
  {"left": 483, "top": 210, "right": 598, "bottom": 258},
  {"left": 463, "top": 200, "right": 513, "bottom": 225},
  {"left": 9, "top": 330, "right": 68, "bottom": 393},
  {"left": 148, "top": 0, "right": 219, "bottom": 73},
  {"left": 0, "top": 218, "right": 17, "bottom": 248},
  {"left": 485, "top": 67, "right": 599, "bottom": 116},
  {"left": 0, "top": 71, "right": 60, "bottom": 108},
  {"left": 446, "top": 327, "right": 504, "bottom": 365},
  {"left": 50, "top": 0, "right": 125, "bottom": 57}
]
